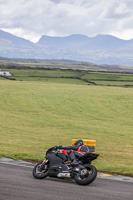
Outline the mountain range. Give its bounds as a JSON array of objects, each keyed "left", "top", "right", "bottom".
[{"left": 1, "top": 29, "right": 133, "bottom": 66}]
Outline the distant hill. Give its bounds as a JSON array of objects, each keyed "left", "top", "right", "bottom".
[
  {"left": 1, "top": 29, "right": 133, "bottom": 66},
  {"left": 37, "top": 34, "right": 133, "bottom": 50},
  {"left": 37, "top": 34, "right": 89, "bottom": 47},
  {"left": 0, "top": 29, "right": 34, "bottom": 47}
]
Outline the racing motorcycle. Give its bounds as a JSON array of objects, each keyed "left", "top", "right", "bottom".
[{"left": 32, "top": 146, "right": 99, "bottom": 185}]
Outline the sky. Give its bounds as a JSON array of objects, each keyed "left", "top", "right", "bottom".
[{"left": 0, "top": 0, "right": 133, "bottom": 42}]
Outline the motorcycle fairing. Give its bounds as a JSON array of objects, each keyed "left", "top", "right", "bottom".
[{"left": 46, "top": 151, "right": 69, "bottom": 177}]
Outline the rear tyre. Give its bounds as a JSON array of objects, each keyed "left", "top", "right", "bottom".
[
  {"left": 74, "top": 164, "right": 97, "bottom": 185},
  {"left": 32, "top": 161, "right": 49, "bottom": 179}
]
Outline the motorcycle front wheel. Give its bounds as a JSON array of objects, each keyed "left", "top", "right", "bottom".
[
  {"left": 32, "top": 161, "right": 49, "bottom": 179},
  {"left": 74, "top": 164, "right": 97, "bottom": 185}
]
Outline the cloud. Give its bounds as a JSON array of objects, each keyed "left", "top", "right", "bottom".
[{"left": 0, "top": 0, "right": 133, "bottom": 42}]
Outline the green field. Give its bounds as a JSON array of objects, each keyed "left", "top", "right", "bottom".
[
  {"left": 0, "top": 79, "right": 133, "bottom": 176},
  {"left": 1, "top": 67, "right": 133, "bottom": 87}
]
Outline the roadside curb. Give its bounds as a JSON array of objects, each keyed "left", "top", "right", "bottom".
[
  {"left": 97, "top": 172, "right": 113, "bottom": 177},
  {"left": 0, "top": 157, "right": 35, "bottom": 168},
  {"left": 0, "top": 157, "right": 133, "bottom": 183}
]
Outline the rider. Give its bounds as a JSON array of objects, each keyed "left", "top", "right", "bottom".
[{"left": 54, "top": 140, "right": 89, "bottom": 166}]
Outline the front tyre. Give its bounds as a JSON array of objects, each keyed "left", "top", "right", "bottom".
[
  {"left": 74, "top": 164, "right": 97, "bottom": 185},
  {"left": 32, "top": 161, "right": 49, "bottom": 179}
]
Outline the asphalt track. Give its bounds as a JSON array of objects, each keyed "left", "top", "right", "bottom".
[{"left": 0, "top": 159, "right": 133, "bottom": 200}]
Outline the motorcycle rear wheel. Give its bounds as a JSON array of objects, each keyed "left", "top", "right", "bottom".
[
  {"left": 32, "top": 161, "right": 49, "bottom": 179},
  {"left": 74, "top": 164, "right": 97, "bottom": 185}
]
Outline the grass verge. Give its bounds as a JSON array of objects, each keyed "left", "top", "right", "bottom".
[{"left": 0, "top": 80, "right": 133, "bottom": 175}]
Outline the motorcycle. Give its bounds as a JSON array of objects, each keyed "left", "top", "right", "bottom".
[{"left": 32, "top": 146, "right": 99, "bottom": 185}]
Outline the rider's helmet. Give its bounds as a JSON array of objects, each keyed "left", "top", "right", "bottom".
[{"left": 74, "top": 140, "right": 84, "bottom": 146}]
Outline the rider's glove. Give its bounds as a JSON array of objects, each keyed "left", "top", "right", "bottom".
[
  {"left": 54, "top": 145, "right": 62, "bottom": 149},
  {"left": 53, "top": 146, "right": 58, "bottom": 150}
]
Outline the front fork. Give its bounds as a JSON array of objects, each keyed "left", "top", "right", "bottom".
[{"left": 40, "top": 160, "right": 48, "bottom": 170}]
